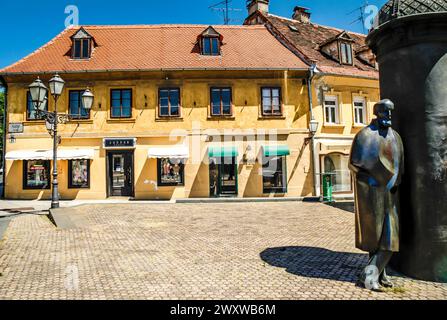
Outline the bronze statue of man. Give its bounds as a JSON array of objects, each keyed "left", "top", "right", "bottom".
[{"left": 349, "top": 99, "right": 404, "bottom": 291}]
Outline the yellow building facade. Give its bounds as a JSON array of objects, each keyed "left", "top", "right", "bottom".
[{"left": 1, "top": 5, "right": 380, "bottom": 201}]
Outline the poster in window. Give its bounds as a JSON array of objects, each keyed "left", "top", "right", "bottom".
[
  {"left": 158, "top": 158, "right": 184, "bottom": 186},
  {"left": 70, "top": 160, "right": 89, "bottom": 188},
  {"left": 25, "top": 160, "right": 50, "bottom": 188}
]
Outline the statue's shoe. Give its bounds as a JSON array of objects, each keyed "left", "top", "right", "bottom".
[
  {"left": 357, "top": 277, "right": 383, "bottom": 292},
  {"left": 370, "top": 282, "right": 383, "bottom": 292},
  {"left": 380, "top": 276, "right": 394, "bottom": 288}
]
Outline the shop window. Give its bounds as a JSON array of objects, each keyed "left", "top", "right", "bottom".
[
  {"left": 324, "top": 95, "right": 340, "bottom": 124},
  {"left": 210, "top": 87, "right": 232, "bottom": 116},
  {"left": 261, "top": 87, "right": 282, "bottom": 116},
  {"left": 68, "top": 159, "right": 90, "bottom": 189},
  {"left": 69, "top": 90, "right": 90, "bottom": 119},
  {"left": 27, "top": 91, "right": 48, "bottom": 121},
  {"left": 323, "top": 153, "right": 352, "bottom": 193},
  {"left": 353, "top": 96, "right": 367, "bottom": 125},
  {"left": 111, "top": 89, "right": 132, "bottom": 118},
  {"left": 23, "top": 160, "right": 51, "bottom": 189},
  {"left": 157, "top": 158, "right": 185, "bottom": 186},
  {"left": 263, "top": 156, "right": 287, "bottom": 193},
  {"left": 159, "top": 88, "right": 181, "bottom": 117}
]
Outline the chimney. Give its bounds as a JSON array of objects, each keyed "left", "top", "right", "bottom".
[
  {"left": 246, "top": 0, "right": 269, "bottom": 16},
  {"left": 292, "top": 6, "right": 311, "bottom": 23}
]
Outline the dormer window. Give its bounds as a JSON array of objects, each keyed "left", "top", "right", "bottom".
[
  {"left": 199, "top": 26, "right": 222, "bottom": 56},
  {"left": 71, "top": 28, "right": 93, "bottom": 60},
  {"left": 340, "top": 42, "right": 353, "bottom": 65},
  {"left": 202, "top": 37, "right": 220, "bottom": 56},
  {"left": 319, "top": 31, "right": 355, "bottom": 66}
]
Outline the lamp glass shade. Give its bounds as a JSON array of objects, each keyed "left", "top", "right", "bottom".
[
  {"left": 49, "top": 74, "right": 65, "bottom": 97},
  {"left": 45, "top": 119, "right": 54, "bottom": 132},
  {"left": 29, "top": 78, "right": 48, "bottom": 110},
  {"left": 38, "top": 97, "right": 48, "bottom": 111},
  {"left": 309, "top": 119, "right": 319, "bottom": 135},
  {"left": 81, "top": 89, "right": 94, "bottom": 110}
]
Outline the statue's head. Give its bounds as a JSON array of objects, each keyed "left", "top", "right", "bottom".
[{"left": 374, "top": 99, "right": 394, "bottom": 128}]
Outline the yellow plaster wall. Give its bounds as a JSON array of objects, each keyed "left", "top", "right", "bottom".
[
  {"left": 3, "top": 71, "right": 378, "bottom": 200},
  {"left": 312, "top": 75, "right": 380, "bottom": 138}
]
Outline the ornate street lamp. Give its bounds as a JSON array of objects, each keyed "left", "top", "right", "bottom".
[
  {"left": 309, "top": 118, "right": 319, "bottom": 136},
  {"left": 29, "top": 78, "right": 48, "bottom": 110},
  {"left": 82, "top": 88, "right": 94, "bottom": 110},
  {"left": 29, "top": 74, "right": 94, "bottom": 209}
]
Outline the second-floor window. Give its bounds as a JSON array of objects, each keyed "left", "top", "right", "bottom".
[
  {"left": 159, "top": 88, "right": 180, "bottom": 117},
  {"left": 111, "top": 89, "right": 132, "bottom": 118},
  {"left": 69, "top": 90, "right": 90, "bottom": 119},
  {"left": 324, "top": 95, "right": 340, "bottom": 124},
  {"left": 353, "top": 96, "right": 367, "bottom": 125},
  {"left": 262, "top": 87, "right": 282, "bottom": 116},
  {"left": 27, "top": 91, "right": 48, "bottom": 121},
  {"left": 210, "top": 87, "right": 232, "bottom": 116}
]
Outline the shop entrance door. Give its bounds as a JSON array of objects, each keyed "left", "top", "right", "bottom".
[
  {"left": 209, "top": 157, "right": 238, "bottom": 197},
  {"left": 107, "top": 151, "right": 134, "bottom": 197}
]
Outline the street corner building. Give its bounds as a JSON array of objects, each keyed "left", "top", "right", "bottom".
[{"left": 0, "top": 1, "right": 380, "bottom": 201}]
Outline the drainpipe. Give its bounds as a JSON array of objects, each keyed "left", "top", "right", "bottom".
[
  {"left": 0, "top": 76, "right": 8, "bottom": 199},
  {"left": 307, "top": 64, "right": 320, "bottom": 198}
]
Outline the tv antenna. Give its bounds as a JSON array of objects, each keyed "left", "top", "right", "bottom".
[
  {"left": 209, "top": 0, "right": 242, "bottom": 25},
  {"left": 348, "top": 1, "right": 370, "bottom": 34}
]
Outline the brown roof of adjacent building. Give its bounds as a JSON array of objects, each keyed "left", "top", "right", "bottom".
[
  {"left": 0, "top": 24, "right": 309, "bottom": 75},
  {"left": 246, "top": 12, "right": 379, "bottom": 79}
]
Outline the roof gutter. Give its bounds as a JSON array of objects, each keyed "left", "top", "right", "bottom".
[
  {"left": 0, "top": 75, "right": 7, "bottom": 199},
  {"left": 0, "top": 67, "right": 310, "bottom": 77}
]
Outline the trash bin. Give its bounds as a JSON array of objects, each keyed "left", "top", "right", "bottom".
[{"left": 322, "top": 173, "right": 334, "bottom": 203}]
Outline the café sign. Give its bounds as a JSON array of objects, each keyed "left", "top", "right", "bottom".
[{"left": 103, "top": 138, "right": 137, "bottom": 149}]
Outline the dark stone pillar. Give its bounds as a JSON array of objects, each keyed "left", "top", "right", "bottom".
[{"left": 368, "top": 13, "right": 447, "bottom": 282}]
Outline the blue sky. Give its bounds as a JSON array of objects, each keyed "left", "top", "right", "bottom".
[{"left": 0, "top": 0, "right": 387, "bottom": 69}]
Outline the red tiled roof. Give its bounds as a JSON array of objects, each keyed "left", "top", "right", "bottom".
[
  {"left": 248, "top": 13, "right": 379, "bottom": 79},
  {"left": 0, "top": 24, "right": 308, "bottom": 75}
]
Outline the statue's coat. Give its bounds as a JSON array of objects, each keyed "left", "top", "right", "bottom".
[{"left": 349, "top": 120, "right": 404, "bottom": 253}]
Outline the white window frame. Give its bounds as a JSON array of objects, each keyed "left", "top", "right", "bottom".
[
  {"left": 324, "top": 95, "right": 340, "bottom": 124},
  {"left": 353, "top": 96, "right": 367, "bottom": 125}
]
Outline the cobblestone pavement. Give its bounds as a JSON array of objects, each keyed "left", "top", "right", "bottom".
[{"left": 0, "top": 202, "right": 446, "bottom": 300}]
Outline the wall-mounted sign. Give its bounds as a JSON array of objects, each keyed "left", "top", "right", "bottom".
[
  {"left": 8, "top": 123, "right": 24, "bottom": 134},
  {"left": 103, "top": 138, "right": 137, "bottom": 149}
]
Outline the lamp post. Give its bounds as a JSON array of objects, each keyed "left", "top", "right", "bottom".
[
  {"left": 309, "top": 117, "right": 319, "bottom": 198},
  {"left": 29, "top": 75, "right": 94, "bottom": 209}
]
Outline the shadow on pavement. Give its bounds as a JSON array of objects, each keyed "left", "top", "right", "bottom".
[
  {"left": 325, "top": 201, "right": 355, "bottom": 213},
  {"left": 260, "top": 246, "right": 368, "bottom": 283}
]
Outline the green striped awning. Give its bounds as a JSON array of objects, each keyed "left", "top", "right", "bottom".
[
  {"left": 208, "top": 146, "right": 239, "bottom": 158},
  {"left": 263, "top": 145, "right": 290, "bottom": 157}
]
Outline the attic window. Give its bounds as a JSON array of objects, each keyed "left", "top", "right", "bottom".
[
  {"left": 202, "top": 37, "right": 220, "bottom": 56},
  {"left": 71, "top": 28, "right": 93, "bottom": 60},
  {"left": 199, "top": 26, "right": 222, "bottom": 56},
  {"left": 340, "top": 42, "right": 353, "bottom": 65},
  {"left": 73, "top": 39, "right": 91, "bottom": 59}
]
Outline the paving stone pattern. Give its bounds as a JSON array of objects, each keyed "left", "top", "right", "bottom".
[{"left": 0, "top": 202, "right": 446, "bottom": 300}]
